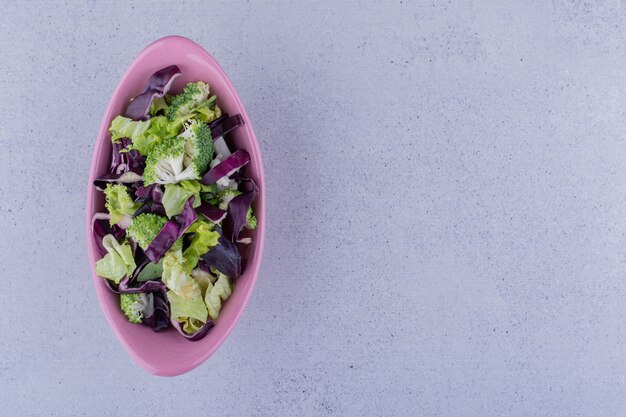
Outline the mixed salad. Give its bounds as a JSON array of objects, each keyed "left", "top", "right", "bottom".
[{"left": 91, "top": 65, "right": 258, "bottom": 341}]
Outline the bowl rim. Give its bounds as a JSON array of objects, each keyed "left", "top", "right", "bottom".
[{"left": 85, "top": 35, "right": 266, "bottom": 376}]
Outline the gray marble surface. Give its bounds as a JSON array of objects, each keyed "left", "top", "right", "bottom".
[{"left": 2, "top": 1, "right": 626, "bottom": 415}]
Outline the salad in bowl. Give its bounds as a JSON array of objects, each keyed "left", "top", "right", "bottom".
[{"left": 91, "top": 64, "right": 258, "bottom": 342}]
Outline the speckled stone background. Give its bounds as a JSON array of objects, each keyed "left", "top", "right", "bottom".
[{"left": 2, "top": 0, "right": 626, "bottom": 415}]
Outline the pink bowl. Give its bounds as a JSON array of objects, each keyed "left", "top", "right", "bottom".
[{"left": 85, "top": 36, "right": 265, "bottom": 376}]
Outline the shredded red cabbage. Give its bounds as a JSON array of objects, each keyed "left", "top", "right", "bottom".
[
  {"left": 144, "top": 197, "right": 197, "bottom": 263},
  {"left": 124, "top": 65, "right": 181, "bottom": 121},
  {"left": 92, "top": 213, "right": 125, "bottom": 257},
  {"left": 197, "top": 202, "right": 227, "bottom": 224},
  {"left": 118, "top": 277, "right": 166, "bottom": 293},
  {"left": 200, "top": 227, "right": 242, "bottom": 278},
  {"left": 210, "top": 114, "right": 244, "bottom": 140},
  {"left": 201, "top": 149, "right": 250, "bottom": 185},
  {"left": 143, "top": 290, "right": 170, "bottom": 332},
  {"left": 227, "top": 178, "right": 258, "bottom": 242},
  {"left": 94, "top": 138, "right": 145, "bottom": 190},
  {"left": 134, "top": 183, "right": 166, "bottom": 216}
]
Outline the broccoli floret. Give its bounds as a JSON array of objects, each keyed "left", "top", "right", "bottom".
[
  {"left": 245, "top": 207, "right": 257, "bottom": 230},
  {"left": 166, "top": 82, "right": 210, "bottom": 122},
  {"left": 143, "top": 120, "right": 213, "bottom": 185},
  {"left": 126, "top": 213, "right": 167, "bottom": 249},
  {"left": 180, "top": 121, "right": 213, "bottom": 176},
  {"left": 120, "top": 293, "right": 153, "bottom": 324},
  {"left": 217, "top": 188, "right": 242, "bottom": 210}
]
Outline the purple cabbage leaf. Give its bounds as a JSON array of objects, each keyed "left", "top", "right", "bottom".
[{"left": 124, "top": 65, "right": 181, "bottom": 121}]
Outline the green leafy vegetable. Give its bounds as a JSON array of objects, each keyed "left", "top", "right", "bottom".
[
  {"left": 162, "top": 245, "right": 202, "bottom": 300},
  {"left": 131, "top": 116, "right": 180, "bottom": 155},
  {"left": 182, "top": 219, "right": 220, "bottom": 273},
  {"left": 104, "top": 184, "right": 140, "bottom": 226},
  {"left": 178, "top": 317, "right": 206, "bottom": 335},
  {"left": 108, "top": 116, "right": 149, "bottom": 142},
  {"left": 204, "top": 273, "right": 232, "bottom": 320},
  {"left": 168, "top": 290, "right": 208, "bottom": 323},
  {"left": 193, "top": 98, "right": 222, "bottom": 123},
  {"left": 136, "top": 260, "right": 163, "bottom": 282},
  {"left": 149, "top": 96, "right": 169, "bottom": 116},
  {"left": 108, "top": 115, "right": 179, "bottom": 155},
  {"left": 94, "top": 235, "right": 136, "bottom": 283},
  {"left": 191, "top": 267, "right": 213, "bottom": 294},
  {"left": 162, "top": 180, "right": 203, "bottom": 218}
]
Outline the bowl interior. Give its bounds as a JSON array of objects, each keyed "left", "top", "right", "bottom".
[{"left": 86, "top": 36, "right": 264, "bottom": 376}]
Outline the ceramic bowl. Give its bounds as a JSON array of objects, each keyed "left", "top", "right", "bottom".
[{"left": 85, "top": 35, "right": 265, "bottom": 376}]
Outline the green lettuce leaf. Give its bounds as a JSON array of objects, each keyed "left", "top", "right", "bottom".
[
  {"left": 135, "top": 260, "right": 163, "bottom": 282},
  {"left": 182, "top": 219, "right": 220, "bottom": 273},
  {"left": 162, "top": 180, "right": 202, "bottom": 218},
  {"left": 108, "top": 116, "right": 150, "bottom": 142},
  {"left": 95, "top": 235, "right": 136, "bottom": 283},
  {"left": 194, "top": 100, "right": 222, "bottom": 123},
  {"left": 162, "top": 245, "right": 202, "bottom": 300},
  {"left": 191, "top": 267, "right": 213, "bottom": 294},
  {"left": 149, "top": 97, "right": 169, "bottom": 116},
  {"left": 108, "top": 115, "right": 179, "bottom": 155},
  {"left": 104, "top": 184, "right": 140, "bottom": 226},
  {"left": 168, "top": 290, "right": 208, "bottom": 323},
  {"left": 179, "top": 317, "right": 206, "bottom": 334},
  {"left": 131, "top": 116, "right": 180, "bottom": 155},
  {"left": 204, "top": 273, "right": 232, "bottom": 320}
]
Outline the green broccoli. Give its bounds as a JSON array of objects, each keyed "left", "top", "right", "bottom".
[
  {"left": 120, "top": 293, "right": 152, "bottom": 324},
  {"left": 143, "top": 120, "right": 213, "bottom": 185},
  {"left": 126, "top": 213, "right": 168, "bottom": 249},
  {"left": 166, "top": 81, "right": 210, "bottom": 122},
  {"left": 246, "top": 207, "right": 257, "bottom": 230},
  {"left": 217, "top": 188, "right": 242, "bottom": 210}
]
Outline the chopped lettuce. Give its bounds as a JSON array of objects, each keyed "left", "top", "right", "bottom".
[
  {"left": 178, "top": 317, "right": 206, "bottom": 334},
  {"left": 135, "top": 260, "right": 163, "bottom": 282},
  {"left": 168, "top": 290, "right": 208, "bottom": 323},
  {"left": 194, "top": 99, "right": 222, "bottom": 123},
  {"left": 131, "top": 116, "right": 179, "bottom": 155},
  {"left": 162, "top": 245, "right": 202, "bottom": 300},
  {"left": 95, "top": 235, "right": 136, "bottom": 283},
  {"left": 108, "top": 116, "right": 149, "bottom": 142},
  {"left": 191, "top": 267, "right": 214, "bottom": 293},
  {"left": 108, "top": 115, "right": 179, "bottom": 156},
  {"left": 103, "top": 184, "right": 140, "bottom": 227},
  {"left": 162, "top": 180, "right": 203, "bottom": 218},
  {"left": 204, "top": 273, "right": 232, "bottom": 320},
  {"left": 149, "top": 96, "right": 169, "bottom": 116},
  {"left": 182, "top": 219, "right": 220, "bottom": 273}
]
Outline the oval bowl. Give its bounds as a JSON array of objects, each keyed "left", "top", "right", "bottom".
[{"left": 85, "top": 36, "right": 265, "bottom": 376}]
